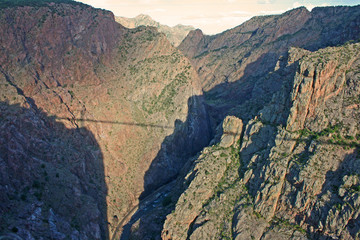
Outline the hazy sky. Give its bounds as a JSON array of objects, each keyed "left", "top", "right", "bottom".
[{"left": 78, "top": 0, "right": 360, "bottom": 34}]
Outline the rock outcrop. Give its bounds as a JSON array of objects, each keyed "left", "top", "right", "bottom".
[
  {"left": 115, "top": 14, "right": 194, "bottom": 47},
  {"left": 161, "top": 43, "right": 360, "bottom": 240},
  {"left": 162, "top": 116, "right": 244, "bottom": 239},
  {"left": 219, "top": 116, "right": 243, "bottom": 148},
  {"left": 179, "top": 5, "right": 360, "bottom": 129}
]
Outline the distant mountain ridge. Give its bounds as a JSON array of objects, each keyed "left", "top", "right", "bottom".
[{"left": 115, "top": 14, "right": 195, "bottom": 47}]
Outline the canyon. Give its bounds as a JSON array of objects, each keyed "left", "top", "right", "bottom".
[{"left": 0, "top": 1, "right": 360, "bottom": 240}]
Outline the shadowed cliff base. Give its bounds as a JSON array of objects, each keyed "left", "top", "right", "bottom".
[{"left": 0, "top": 101, "right": 108, "bottom": 240}]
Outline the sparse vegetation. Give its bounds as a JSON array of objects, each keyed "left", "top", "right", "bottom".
[
  {"left": 271, "top": 217, "right": 307, "bottom": 235},
  {"left": 296, "top": 124, "right": 359, "bottom": 148}
]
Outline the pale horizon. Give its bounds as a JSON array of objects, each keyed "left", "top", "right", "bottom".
[{"left": 78, "top": 0, "right": 359, "bottom": 34}]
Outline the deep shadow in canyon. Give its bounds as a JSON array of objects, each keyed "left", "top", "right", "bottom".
[
  {"left": 118, "top": 28, "right": 360, "bottom": 237},
  {"left": 117, "top": 50, "right": 299, "bottom": 240},
  {"left": 0, "top": 101, "right": 109, "bottom": 240},
  {"left": 118, "top": 94, "right": 213, "bottom": 240}
]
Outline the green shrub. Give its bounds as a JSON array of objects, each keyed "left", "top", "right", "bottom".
[
  {"left": 220, "top": 152, "right": 227, "bottom": 158},
  {"left": 351, "top": 185, "right": 360, "bottom": 192}
]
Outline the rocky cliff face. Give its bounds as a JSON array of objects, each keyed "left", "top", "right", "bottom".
[
  {"left": 0, "top": 1, "right": 211, "bottom": 239},
  {"left": 161, "top": 42, "right": 360, "bottom": 240},
  {"left": 2, "top": 2, "right": 360, "bottom": 240},
  {"left": 179, "top": 6, "right": 360, "bottom": 90},
  {"left": 119, "top": 5, "right": 360, "bottom": 240},
  {"left": 179, "top": 6, "right": 360, "bottom": 128},
  {"left": 115, "top": 14, "right": 195, "bottom": 47},
  {"left": 0, "top": 102, "right": 108, "bottom": 240}
]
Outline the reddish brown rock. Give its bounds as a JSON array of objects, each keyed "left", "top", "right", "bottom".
[{"left": 0, "top": 2, "right": 211, "bottom": 239}]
